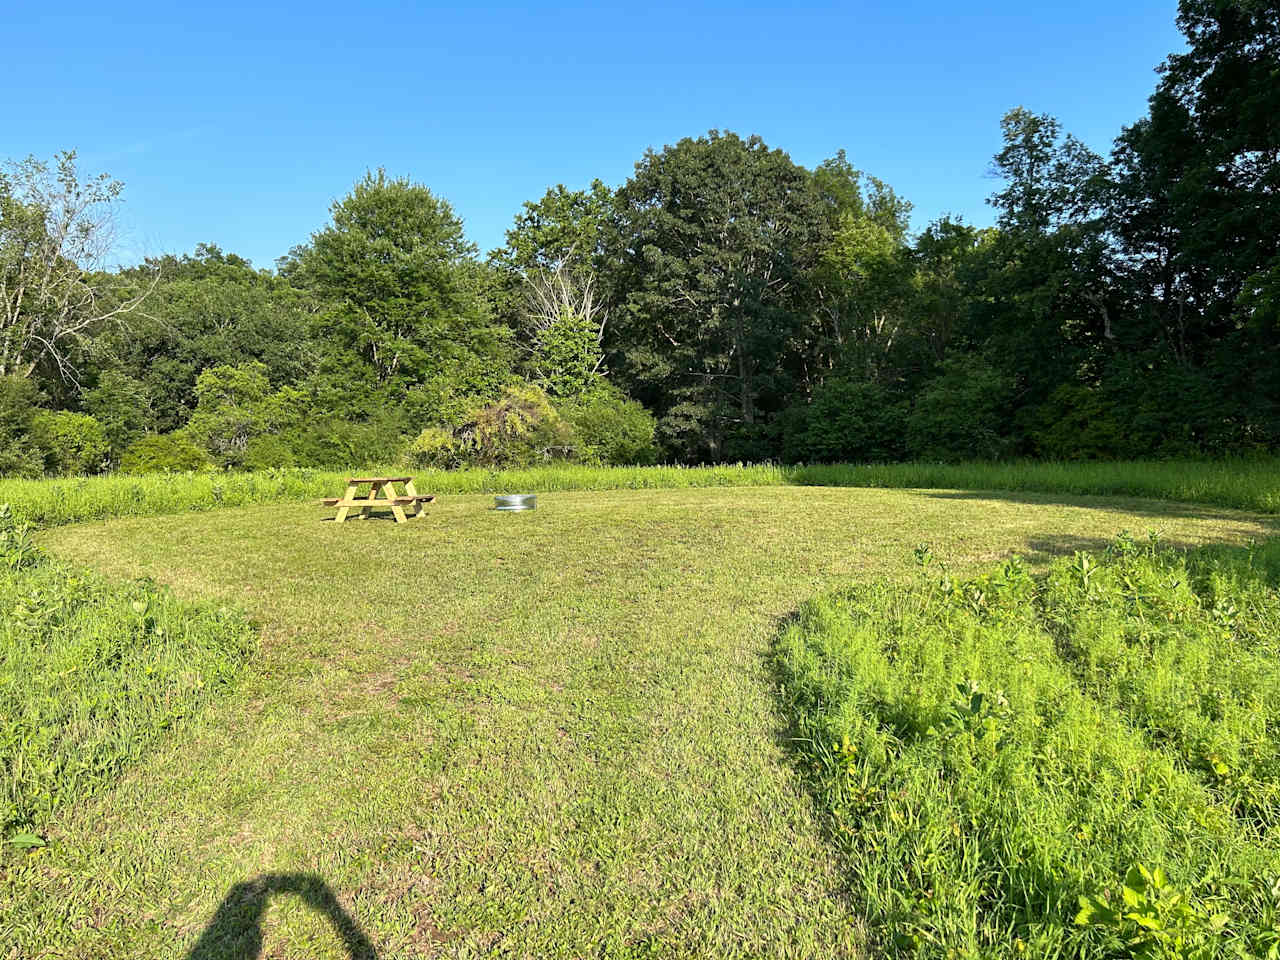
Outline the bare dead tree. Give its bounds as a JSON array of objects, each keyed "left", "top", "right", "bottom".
[
  {"left": 0, "top": 151, "right": 157, "bottom": 385},
  {"left": 523, "top": 255, "right": 606, "bottom": 348},
  {"left": 520, "top": 250, "right": 608, "bottom": 392}
]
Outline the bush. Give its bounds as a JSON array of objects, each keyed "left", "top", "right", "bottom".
[
  {"left": 906, "top": 357, "right": 1011, "bottom": 461},
  {"left": 403, "top": 426, "right": 462, "bottom": 469},
  {"left": 119, "top": 433, "right": 213, "bottom": 474},
  {"left": 780, "top": 379, "right": 907, "bottom": 464},
  {"left": 29, "top": 410, "right": 109, "bottom": 475},
  {"left": 284, "top": 415, "right": 405, "bottom": 468},
  {"left": 557, "top": 384, "right": 658, "bottom": 465},
  {"left": 453, "top": 384, "right": 577, "bottom": 467},
  {"left": 0, "top": 376, "right": 45, "bottom": 479},
  {"left": 241, "top": 434, "right": 296, "bottom": 470},
  {"left": 1025, "top": 384, "right": 1129, "bottom": 460}
]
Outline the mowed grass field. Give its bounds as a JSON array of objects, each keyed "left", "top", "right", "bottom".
[{"left": 7, "top": 486, "right": 1276, "bottom": 958}]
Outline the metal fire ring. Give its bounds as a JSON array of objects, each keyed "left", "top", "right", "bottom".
[{"left": 494, "top": 494, "right": 537, "bottom": 511}]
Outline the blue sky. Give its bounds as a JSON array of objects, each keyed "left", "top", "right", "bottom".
[{"left": 4, "top": 1, "right": 1185, "bottom": 270}]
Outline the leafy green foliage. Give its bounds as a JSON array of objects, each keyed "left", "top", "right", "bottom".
[
  {"left": 556, "top": 384, "right": 657, "bottom": 466},
  {"left": 1076, "top": 864, "right": 1234, "bottom": 960},
  {"left": 29, "top": 410, "right": 108, "bottom": 475},
  {"left": 81, "top": 370, "right": 151, "bottom": 463},
  {"left": 776, "top": 535, "right": 1280, "bottom": 957},
  {"left": 452, "top": 384, "right": 576, "bottom": 468},
  {"left": 281, "top": 169, "right": 513, "bottom": 401},
  {"left": 118, "top": 433, "right": 213, "bottom": 474},
  {"left": 0, "top": 376, "right": 45, "bottom": 479},
  {"left": 184, "top": 362, "right": 303, "bottom": 467},
  {"left": 779, "top": 379, "right": 906, "bottom": 464},
  {"left": 99, "top": 245, "right": 310, "bottom": 433},
  {"left": 608, "top": 131, "right": 829, "bottom": 460},
  {"left": 402, "top": 426, "right": 459, "bottom": 469},
  {"left": 905, "top": 356, "right": 1011, "bottom": 461}
]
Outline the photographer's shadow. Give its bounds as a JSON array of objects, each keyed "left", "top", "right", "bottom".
[{"left": 186, "top": 873, "right": 376, "bottom": 959}]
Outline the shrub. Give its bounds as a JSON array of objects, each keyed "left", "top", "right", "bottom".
[
  {"left": 0, "top": 376, "right": 45, "bottom": 479},
  {"left": 29, "top": 410, "right": 109, "bottom": 475},
  {"left": 453, "top": 384, "right": 577, "bottom": 467},
  {"left": 906, "top": 356, "right": 1011, "bottom": 461},
  {"left": 780, "top": 379, "right": 907, "bottom": 464},
  {"left": 241, "top": 434, "right": 296, "bottom": 470},
  {"left": 1025, "top": 384, "right": 1129, "bottom": 459},
  {"left": 403, "top": 426, "right": 462, "bottom": 469},
  {"left": 557, "top": 384, "right": 658, "bottom": 465},
  {"left": 119, "top": 433, "right": 213, "bottom": 474},
  {"left": 284, "top": 415, "right": 405, "bottom": 468}
]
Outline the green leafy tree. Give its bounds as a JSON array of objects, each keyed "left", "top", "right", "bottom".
[
  {"left": 81, "top": 370, "right": 152, "bottom": 463},
  {"left": 808, "top": 155, "right": 917, "bottom": 385},
  {"left": 184, "top": 362, "right": 304, "bottom": 467},
  {"left": 520, "top": 258, "right": 607, "bottom": 398},
  {"left": 281, "top": 169, "right": 513, "bottom": 418},
  {"left": 1109, "top": 0, "right": 1280, "bottom": 443},
  {"left": 99, "top": 245, "right": 310, "bottom": 433},
  {"left": 490, "top": 180, "right": 613, "bottom": 277},
  {"left": 607, "top": 131, "right": 829, "bottom": 460}
]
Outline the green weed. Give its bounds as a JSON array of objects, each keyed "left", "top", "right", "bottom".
[
  {"left": 776, "top": 535, "right": 1280, "bottom": 957},
  {"left": 0, "top": 506, "right": 255, "bottom": 836}
]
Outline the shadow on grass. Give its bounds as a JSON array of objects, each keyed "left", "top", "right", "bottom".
[
  {"left": 922, "top": 488, "right": 1280, "bottom": 526},
  {"left": 186, "top": 873, "right": 376, "bottom": 960}
]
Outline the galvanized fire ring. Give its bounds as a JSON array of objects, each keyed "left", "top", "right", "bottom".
[{"left": 494, "top": 494, "right": 537, "bottom": 511}]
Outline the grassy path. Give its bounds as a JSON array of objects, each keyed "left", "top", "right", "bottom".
[{"left": 11, "top": 487, "right": 1273, "bottom": 958}]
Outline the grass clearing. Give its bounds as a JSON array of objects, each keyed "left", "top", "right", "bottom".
[
  {"left": 775, "top": 533, "right": 1280, "bottom": 957},
  {"left": 3, "top": 485, "right": 1273, "bottom": 957}
]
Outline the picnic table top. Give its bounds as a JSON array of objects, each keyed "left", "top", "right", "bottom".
[{"left": 347, "top": 476, "right": 412, "bottom": 484}]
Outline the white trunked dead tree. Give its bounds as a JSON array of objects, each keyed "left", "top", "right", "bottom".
[{"left": 521, "top": 249, "right": 607, "bottom": 398}]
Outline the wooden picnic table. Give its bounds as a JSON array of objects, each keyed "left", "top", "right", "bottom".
[{"left": 321, "top": 476, "right": 434, "bottom": 524}]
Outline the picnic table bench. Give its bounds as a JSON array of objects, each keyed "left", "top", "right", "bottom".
[{"left": 321, "top": 476, "right": 434, "bottom": 524}]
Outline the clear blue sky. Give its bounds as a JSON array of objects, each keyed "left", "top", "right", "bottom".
[{"left": 5, "top": 1, "right": 1185, "bottom": 270}]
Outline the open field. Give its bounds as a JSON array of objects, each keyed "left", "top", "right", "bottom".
[
  {"left": 5, "top": 458, "right": 1280, "bottom": 531},
  {"left": 3, "top": 485, "right": 1274, "bottom": 958}
]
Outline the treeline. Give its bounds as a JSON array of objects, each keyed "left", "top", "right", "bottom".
[{"left": 1, "top": 0, "right": 1276, "bottom": 476}]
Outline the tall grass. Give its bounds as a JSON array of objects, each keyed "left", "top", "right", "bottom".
[
  {"left": 793, "top": 458, "right": 1280, "bottom": 513},
  {"left": 3, "top": 458, "right": 1280, "bottom": 531},
  {"left": 775, "top": 537, "right": 1280, "bottom": 957},
  {"left": 0, "top": 508, "right": 255, "bottom": 834}
]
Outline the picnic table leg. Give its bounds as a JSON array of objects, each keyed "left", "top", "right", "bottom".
[
  {"left": 388, "top": 480, "right": 409, "bottom": 524},
  {"left": 334, "top": 483, "right": 359, "bottom": 523},
  {"left": 358, "top": 481, "right": 380, "bottom": 520},
  {"left": 404, "top": 479, "right": 424, "bottom": 518}
]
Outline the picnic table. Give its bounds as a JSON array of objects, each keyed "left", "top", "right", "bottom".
[{"left": 321, "top": 477, "right": 434, "bottom": 524}]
